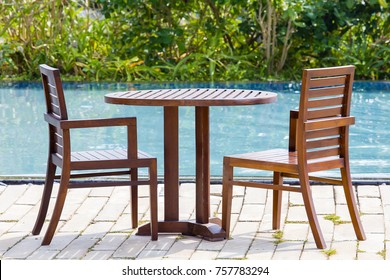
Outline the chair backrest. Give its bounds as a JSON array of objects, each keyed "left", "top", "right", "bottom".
[
  {"left": 40, "top": 64, "right": 68, "bottom": 120},
  {"left": 297, "top": 65, "right": 355, "bottom": 171},
  {"left": 40, "top": 64, "right": 69, "bottom": 158}
]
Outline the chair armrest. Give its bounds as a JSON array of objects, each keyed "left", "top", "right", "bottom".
[
  {"left": 289, "top": 110, "right": 299, "bottom": 152},
  {"left": 44, "top": 114, "right": 136, "bottom": 129}
]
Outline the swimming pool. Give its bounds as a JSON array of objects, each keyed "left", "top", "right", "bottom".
[{"left": 0, "top": 81, "right": 389, "bottom": 179}]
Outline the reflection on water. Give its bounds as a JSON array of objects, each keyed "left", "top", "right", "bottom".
[{"left": 0, "top": 81, "right": 389, "bottom": 178}]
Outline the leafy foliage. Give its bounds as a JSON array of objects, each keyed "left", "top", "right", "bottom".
[{"left": 0, "top": 0, "right": 388, "bottom": 81}]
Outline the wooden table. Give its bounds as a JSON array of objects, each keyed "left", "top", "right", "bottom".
[{"left": 105, "top": 88, "right": 277, "bottom": 240}]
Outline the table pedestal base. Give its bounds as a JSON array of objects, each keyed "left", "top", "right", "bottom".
[{"left": 137, "top": 217, "right": 226, "bottom": 241}]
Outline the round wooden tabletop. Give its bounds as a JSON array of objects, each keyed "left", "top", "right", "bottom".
[{"left": 105, "top": 88, "right": 277, "bottom": 106}]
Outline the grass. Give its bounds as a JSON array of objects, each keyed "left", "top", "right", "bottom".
[
  {"left": 272, "top": 230, "right": 284, "bottom": 244},
  {"left": 323, "top": 214, "right": 350, "bottom": 225},
  {"left": 322, "top": 248, "right": 337, "bottom": 257}
]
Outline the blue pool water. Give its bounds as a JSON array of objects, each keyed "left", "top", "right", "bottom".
[{"left": 0, "top": 81, "right": 389, "bottom": 179}]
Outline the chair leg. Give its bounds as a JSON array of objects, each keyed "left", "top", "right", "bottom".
[
  {"left": 299, "top": 174, "right": 326, "bottom": 249},
  {"left": 272, "top": 172, "right": 283, "bottom": 230},
  {"left": 149, "top": 160, "right": 158, "bottom": 241},
  {"left": 222, "top": 158, "right": 233, "bottom": 239},
  {"left": 341, "top": 167, "right": 366, "bottom": 241},
  {"left": 41, "top": 169, "right": 70, "bottom": 245},
  {"left": 130, "top": 168, "right": 138, "bottom": 229},
  {"left": 32, "top": 161, "right": 56, "bottom": 235}
]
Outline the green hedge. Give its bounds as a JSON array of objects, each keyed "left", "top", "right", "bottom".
[{"left": 1, "top": 0, "right": 388, "bottom": 81}]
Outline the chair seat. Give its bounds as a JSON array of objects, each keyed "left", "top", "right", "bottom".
[
  {"left": 71, "top": 149, "right": 153, "bottom": 162},
  {"left": 63, "top": 149, "right": 154, "bottom": 170},
  {"left": 226, "top": 149, "right": 299, "bottom": 173}
]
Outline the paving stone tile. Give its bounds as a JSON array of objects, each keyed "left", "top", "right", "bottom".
[
  {"left": 218, "top": 222, "right": 257, "bottom": 259},
  {"left": 300, "top": 241, "right": 328, "bottom": 260},
  {"left": 112, "top": 235, "right": 150, "bottom": 259},
  {"left": 93, "top": 233, "right": 128, "bottom": 251},
  {"left": 334, "top": 185, "right": 348, "bottom": 205},
  {"left": 244, "top": 188, "right": 267, "bottom": 204},
  {"left": 110, "top": 213, "right": 136, "bottom": 233},
  {"left": 358, "top": 233, "right": 385, "bottom": 253},
  {"left": 239, "top": 204, "right": 265, "bottom": 222},
  {"left": 190, "top": 250, "right": 219, "bottom": 260},
  {"left": 329, "top": 240, "right": 358, "bottom": 260},
  {"left": 2, "top": 235, "right": 41, "bottom": 259},
  {"left": 89, "top": 187, "right": 114, "bottom": 197},
  {"left": 282, "top": 223, "right": 309, "bottom": 241},
  {"left": 0, "top": 221, "right": 16, "bottom": 235},
  {"left": 358, "top": 185, "right": 380, "bottom": 197},
  {"left": 27, "top": 249, "right": 60, "bottom": 260},
  {"left": 82, "top": 250, "right": 114, "bottom": 260},
  {"left": 15, "top": 184, "right": 43, "bottom": 205},
  {"left": 313, "top": 198, "right": 336, "bottom": 215},
  {"left": 197, "top": 238, "right": 227, "bottom": 251},
  {"left": 335, "top": 204, "right": 353, "bottom": 221},
  {"left": 145, "top": 234, "right": 177, "bottom": 250},
  {"left": 246, "top": 232, "right": 276, "bottom": 260},
  {"left": 286, "top": 206, "right": 308, "bottom": 222},
  {"left": 311, "top": 185, "right": 334, "bottom": 199},
  {"left": 272, "top": 241, "right": 305, "bottom": 260},
  {"left": 210, "top": 184, "right": 222, "bottom": 195},
  {"left": 359, "top": 197, "right": 383, "bottom": 214},
  {"left": 0, "top": 185, "right": 28, "bottom": 213},
  {"left": 59, "top": 197, "right": 108, "bottom": 232},
  {"left": 0, "top": 232, "right": 27, "bottom": 251},
  {"left": 333, "top": 223, "right": 359, "bottom": 241},
  {"left": 361, "top": 214, "right": 385, "bottom": 234},
  {"left": 136, "top": 249, "right": 167, "bottom": 260},
  {"left": 35, "top": 232, "right": 76, "bottom": 251},
  {"left": 164, "top": 236, "right": 201, "bottom": 259},
  {"left": 289, "top": 192, "right": 304, "bottom": 205},
  {"left": 55, "top": 235, "right": 99, "bottom": 259},
  {"left": 357, "top": 252, "right": 384, "bottom": 260},
  {"left": 384, "top": 205, "right": 390, "bottom": 240},
  {"left": 0, "top": 204, "right": 33, "bottom": 221},
  {"left": 82, "top": 221, "right": 114, "bottom": 240},
  {"left": 379, "top": 184, "right": 390, "bottom": 205}
]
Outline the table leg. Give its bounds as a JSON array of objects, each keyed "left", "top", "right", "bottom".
[
  {"left": 163, "top": 106, "right": 179, "bottom": 221},
  {"left": 195, "top": 106, "right": 210, "bottom": 224},
  {"left": 137, "top": 106, "right": 225, "bottom": 241}
]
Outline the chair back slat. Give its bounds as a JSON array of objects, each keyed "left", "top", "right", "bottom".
[
  {"left": 306, "top": 137, "right": 341, "bottom": 150},
  {"left": 306, "top": 127, "right": 340, "bottom": 139},
  {"left": 307, "top": 107, "right": 342, "bottom": 119},
  {"left": 307, "top": 147, "right": 341, "bottom": 160},
  {"left": 298, "top": 65, "right": 355, "bottom": 165},
  {"left": 309, "top": 75, "right": 347, "bottom": 88}
]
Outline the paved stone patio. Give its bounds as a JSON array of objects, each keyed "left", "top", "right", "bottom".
[{"left": 0, "top": 181, "right": 389, "bottom": 260}]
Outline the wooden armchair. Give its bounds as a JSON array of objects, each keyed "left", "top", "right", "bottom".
[
  {"left": 32, "top": 64, "right": 158, "bottom": 245},
  {"left": 222, "top": 65, "right": 366, "bottom": 249}
]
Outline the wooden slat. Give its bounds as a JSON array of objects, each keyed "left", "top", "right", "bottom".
[
  {"left": 309, "top": 76, "right": 346, "bottom": 88},
  {"left": 231, "top": 180, "right": 302, "bottom": 193},
  {"left": 306, "top": 137, "right": 340, "bottom": 149},
  {"left": 307, "top": 147, "right": 340, "bottom": 160},
  {"left": 54, "top": 132, "right": 63, "bottom": 145},
  {"left": 54, "top": 143, "right": 63, "bottom": 155},
  {"left": 305, "top": 116, "right": 355, "bottom": 131},
  {"left": 308, "top": 85, "right": 345, "bottom": 98},
  {"left": 308, "top": 97, "right": 344, "bottom": 109},
  {"left": 307, "top": 158, "right": 345, "bottom": 172},
  {"left": 307, "top": 107, "right": 342, "bottom": 119},
  {"left": 306, "top": 127, "right": 340, "bottom": 139}
]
